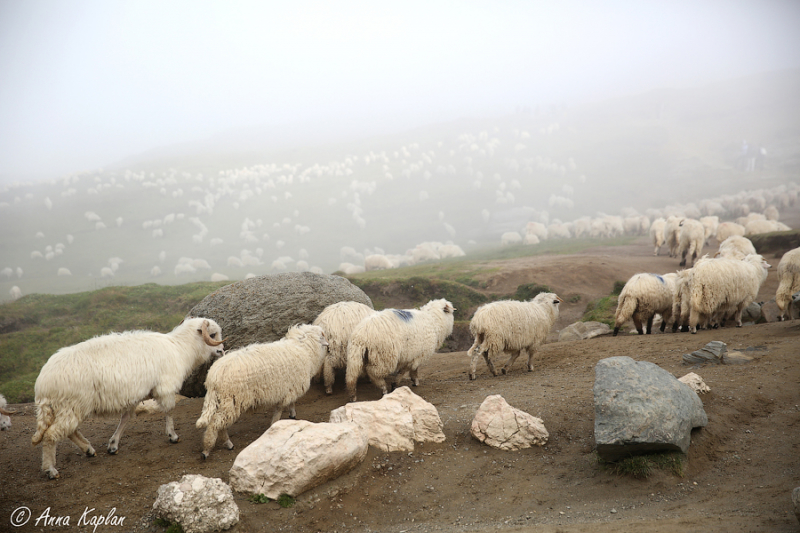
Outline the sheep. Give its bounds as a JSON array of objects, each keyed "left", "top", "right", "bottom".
[
  {"left": 670, "top": 268, "right": 694, "bottom": 332},
  {"left": 312, "top": 301, "right": 376, "bottom": 394},
  {"left": 678, "top": 218, "right": 705, "bottom": 267},
  {"left": 688, "top": 254, "right": 770, "bottom": 333},
  {"left": 10, "top": 286, "right": 22, "bottom": 300},
  {"left": 365, "top": 254, "right": 393, "bottom": 271},
  {"left": 745, "top": 219, "right": 784, "bottom": 235},
  {"left": 31, "top": 317, "right": 225, "bottom": 478},
  {"left": 196, "top": 324, "right": 328, "bottom": 458},
  {"left": 717, "top": 235, "right": 756, "bottom": 260},
  {"left": 345, "top": 299, "right": 455, "bottom": 401},
  {"left": 649, "top": 218, "right": 666, "bottom": 255},
  {"left": 613, "top": 273, "right": 677, "bottom": 335},
  {"left": 664, "top": 216, "right": 683, "bottom": 257},
  {"left": 0, "top": 393, "right": 15, "bottom": 430},
  {"left": 501, "top": 231, "right": 522, "bottom": 245},
  {"left": 467, "top": 292, "right": 562, "bottom": 380},
  {"left": 715, "top": 221, "right": 746, "bottom": 242},
  {"left": 775, "top": 247, "right": 800, "bottom": 321},
  {"left": 699, "top": 215, "right": 719, "bottom": 241}
]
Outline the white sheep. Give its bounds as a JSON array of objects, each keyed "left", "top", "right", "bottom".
[
  {"left": 196, "top": 324, "right": 328, "bottom": 458},
  {"left": 715, "top": 221, "right": 746, "bottom": 242},
  {"left": 9, "top": 286, "right": 22, "bottom": 300},
  {"left": 678, "top": 218, "right": 705, "bottom": 267},
  {"left": 501, "top": 231, "right": 522, "bottom": 245},
  {"left": 775, "top": 247, "right": 800, "bottom": 321},
  {"left": 0, "top": 393, "right": 15, "bottom": 430},
  {"left": 312, "top": 301, "right": 376, "bottom": 394},
  {"left": 613, "top": 273, "right": 677, "bottom": 335},
  {"left": 688, "top": 254, "right": 770, "bottom": 333},
  {"left": 345, "top": 299, "right": 455, "bottom": 401},
  {"left": 670, "top": 268, "right": 694, "bottom": 332},
  {"left": 664, "top": 216, "right": 683, "bottom": 258},
  {"left": 365, "top": 254, "right": 393, "bottom": 271},
  {"left": 649, "top": 218, "right": 666, "bottom": 256},
  {"left": 716, "top": 235, "right": 756, "bottom": 260},
  {"left": 32, "top": 318, "right": 225, "bottom": 478},
  {"left": 467, "top": 292, "right": 562, "bottom": 380},
  {"left": 699, "top": 215, "right": 719, "bottom": 241}
]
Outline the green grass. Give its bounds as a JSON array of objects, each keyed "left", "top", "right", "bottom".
[
  {"left": 0, "top": 281, "right": 229, "bottom": 403},
  {"left": 249, "top": 493, "right": 270, "bottom": 504},
  {"left": 580, "top": 280, "right": 626, "bottom": 327},
  {"left": 597, "top": 452, "right": 686, "bottom": 479},
  {"left": 276, "top": 494, "right": 296, "bottom": 508}
]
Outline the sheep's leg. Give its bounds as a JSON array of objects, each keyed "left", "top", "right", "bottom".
[
  {"left": 409, "top": 362, "right": 422, "bottom": 387},
  {"left": 201, "top": 426, "right": 218, "bottom": 459},
  {"left": 220, "top": 428, "right": 234, "bottom": 450},
  {"left": 646, "top": 314, "right": 655, "bottom": 334},
  {"left": 323, "top": 359, "right": 336, "bottom": 395},
  {"left": 153, "top": 395, "right": 180, "bottom": 443},
  {"left": 107, "top": 408, "right": 135, "bottom": 454},
  {"left": 688, "top": 308, "right": 702, "bottom": 334},
  {"left": 501, "top": 350, "right": 522, "bottom": 375},
  {"left": 632, "top": 315, "right": 644, "bottom": 335},
  {"left": 288, "top": 403, "right": 297, "bottom": 419},
  {"left": 269, "top": 408, "right": 283, "bottom": 426},
  {"left": 525, "top": 348, "right": 537, "bottom": 372},
  {"left": 467, "top": 339, "right": 483, "bottom": 380},
  {"left": 68, "top": 429, "right": 96, "bottom": 457},
  {"left": 41, "top": 437, "right": 59, "bottom": 479},
  {"left": 365, "top": 364, "right": 391, "bottom": 395}
]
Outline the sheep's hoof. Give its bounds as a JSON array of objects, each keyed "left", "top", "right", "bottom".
[
  {"left": 169, "top": 436, "right": 180, "bottom": 444},
  {"left": 289, "top": 414, "right": 296, "bottom": 419},
  {"left": 107, "top": 445, "right": 118, "bottom": 455},
  {"left": 469, "top": 374, "right": 476, "bottom": 381},
  {"left": 86, "top": 448, "right": 96, "bottom": 457},
  {"left": 325, "top": 389, "right": 333, "bottom": 395},
  {"left": 201, "top": 452, "right": 209, "bottom": 460},
  {"left": 224, "top": 442, "right": 234, "bottom": 450},
  {"left": 501, "top": 368, "right": 507, "bottom": 375},
  {"left": 45, "top": 469, "right": 60, "bottom": 480}
]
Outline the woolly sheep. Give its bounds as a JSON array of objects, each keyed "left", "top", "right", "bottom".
[
  {"left": 670, "top": 268, "right": 694, "bottom": 332},
  {"left": 699, "top": 215, "right": 719, "bottom": 241},
  {"left": 467, "top": 293, "right": 562, "bottom": 380},
  {"left": 365, "top": 254, "right": 393, "bottom": 271},
  {"left": 664, "top": 216, "right": 682, "bottom": 258},
  {"left": 345, "top": 299, "right": 455, "bottom": 401},
  {"left": 717, "top": 235, "right": 756, "bottom": 260},
  {"left": 678, "top": 219, "right": 705, "bottom": 267},
  {"left": 649, "top": 218, "right": 666, "bottom": 256},
  {"left": 501, "top": 231, "right": 522, "bottom": 245},
  {"left": 32, "top": 318, "right": 225, "bottom": 478},
  {"left": 312, "top": 301, "right": 376, "bottom": 394},
  {"left": 715, "top": 221, "right": 746, "bottom": 242},
  {"left": 10, "top": 286, "right": 22, "bottom": 300},
  {"left": 688, "top": 254, "right": 770, "bottom": 333},
  {"left": 196, "top": 324, "right": 328, "bottom": 458},
  {"left": 0, "top": 393, "right": 15, "bottom": 430},
  {"left": 745, "top": 219, "right": 784, "bottom": 235},
  {"left": 613, "top": 273, "right": 677, "bottom": 335},
  {"left": 764, "top": 205, "right": 779, "bottom": 221},
  {"left": 776, "top": 247, "right": 800, "bottom": 321}
]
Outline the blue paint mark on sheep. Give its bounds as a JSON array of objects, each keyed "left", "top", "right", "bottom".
[
  {"left": 392, "top": 309, "right": 414, "bottom": 321},
  {"left": 652, "top": 274, "right": 665, "bottom": 284}
]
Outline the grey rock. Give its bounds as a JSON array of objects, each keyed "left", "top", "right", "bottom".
[
  {"left": 683, "top": 340, "right": 727, "bottom": 365},
  {"left": 152, "top": 475, "right": 239, "bottom": 533},
  {"left": 594, "top": 356, "right": 708, "bottom": 461},
  {"left": 793, "top": 487, "right": 800, "bottom": 524},
  {"left": 182, "top": 273, "right": 372, "bottom": 396},
  {"left": 741, "top": 302, "right": 763, "bottom": 324},
  {"left": 558, "top": 321, "right": 611, "bottom": 342}
]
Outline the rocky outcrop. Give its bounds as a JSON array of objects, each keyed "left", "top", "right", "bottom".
[
  {"left": 558, "top": 321, "right": 611, "bottom": 342},
  {"left": 470, "top": 395, "right": 548, "bottom": 450},
  {"left": 229, "top": 420, "right": 368, "bottom": 499},
  {"left": 152, "top": 475, "right": 239, "bottom": 533},
  {"left": 182, "top": 272, "right": 373, "bottom": 396},
  {"left": 594, "top": 356, "right": 708, "bottom": 461},
  {"left": 329, "top": 386, "right": 445, "bottom": 452}
]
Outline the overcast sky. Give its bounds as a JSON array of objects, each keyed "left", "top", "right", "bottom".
[{"left": 1, "top": 0, "right": 799, "bottom": 184}]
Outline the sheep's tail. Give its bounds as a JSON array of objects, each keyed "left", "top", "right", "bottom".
[
  {"left": 195, "top": 389, "right": 218, "bottom": 429},
  {"left": 31, "top": 400, "right": 55, "bottom": 446},
  {"left": 345, "top": 341, "right": 367, "bottom": 400},
  {"left": 614, "top": 293, "right": 637, "bottom": 327}
]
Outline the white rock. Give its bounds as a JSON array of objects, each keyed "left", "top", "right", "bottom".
[
  {"left": 329, "top": 386, "right": 446, "bottom": 452},
  {"left": 229, "top": 419, "right": 367, "bottom": 499},
  {"left": 153, "top": 475, "right": 238, "bottom": 533},
  {"left": 470, "top": 394, "right": 549, "bottom": 450},
  {"left": 678, "top": 372, "right": 710, "bottom": 394}
]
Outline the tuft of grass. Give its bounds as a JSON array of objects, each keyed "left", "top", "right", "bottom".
[
  {"left": 512, "top": 283, "right": 551, "bottom": 301},
  {"left": 350, "top": 276, "right": 489, "bottom": 318},
  {"left": 277, "top": 493, "right": 296, "bottom": 508},
  {"left": 582, "top": 296, "right": 618, "bottom": 326},
  {"left": 249, "top": 493, "right": 269, "bottom": 504},
  {"left": 568, "top": 294, "right": 581, "bottom": 303},
  {"left": 597, "top": 452, "right": 686, "bottom": 479},
  {"left": 611, "top": 280, "right": 626, "bottom": 296}
]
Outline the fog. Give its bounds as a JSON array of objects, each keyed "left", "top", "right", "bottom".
[{"left": 2, "top": 0, "right": 800, "bottom": 183}]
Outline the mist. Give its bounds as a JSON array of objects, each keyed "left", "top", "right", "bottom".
[{"left": 2, "top": 1, "right": 800, "bottom": 182}]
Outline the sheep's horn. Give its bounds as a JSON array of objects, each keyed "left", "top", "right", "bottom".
[
  {"left": 200, "top": 320, "right": 224, "bottom": 347},
  {"left": 0, "top": 406, "right": 16, "bottom": 416}
]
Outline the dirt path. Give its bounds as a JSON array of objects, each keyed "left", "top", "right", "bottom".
[{"left": 1, "top": 239, "right": 799, "bottom": 533}]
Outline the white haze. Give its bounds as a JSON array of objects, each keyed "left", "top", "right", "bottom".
[{"left": 1, "top": 0, "right": 800, "bottom": 183}]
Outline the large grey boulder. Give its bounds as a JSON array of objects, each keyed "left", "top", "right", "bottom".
[
  {"left": 182, "top": 272, "right": 373, "bottom": 396},
  {"left": 330, "top": 386, "right": 446, "bottom": 452},
  {"left": 229, "top": 419, "right": 368, "bottom": 499},
  {"left": 152, "top": 475, "right": 239, "bottom": 533},
  {"left": 594, "top": 356, "right": 708, "bottom": 461},
  {"left": 470, "top": 395, "right": 548, "bottom": 450},
  {"left": 558, "top": 321, "right": 611, "bottom": 342}
]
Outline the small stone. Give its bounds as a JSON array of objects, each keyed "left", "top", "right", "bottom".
[{"left": 611, "top": 508, "right": 617, "bottom": 514}]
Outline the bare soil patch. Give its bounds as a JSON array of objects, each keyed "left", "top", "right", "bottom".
[{"left": 2, "top": 237, "right": 799, "bottom": 533}]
